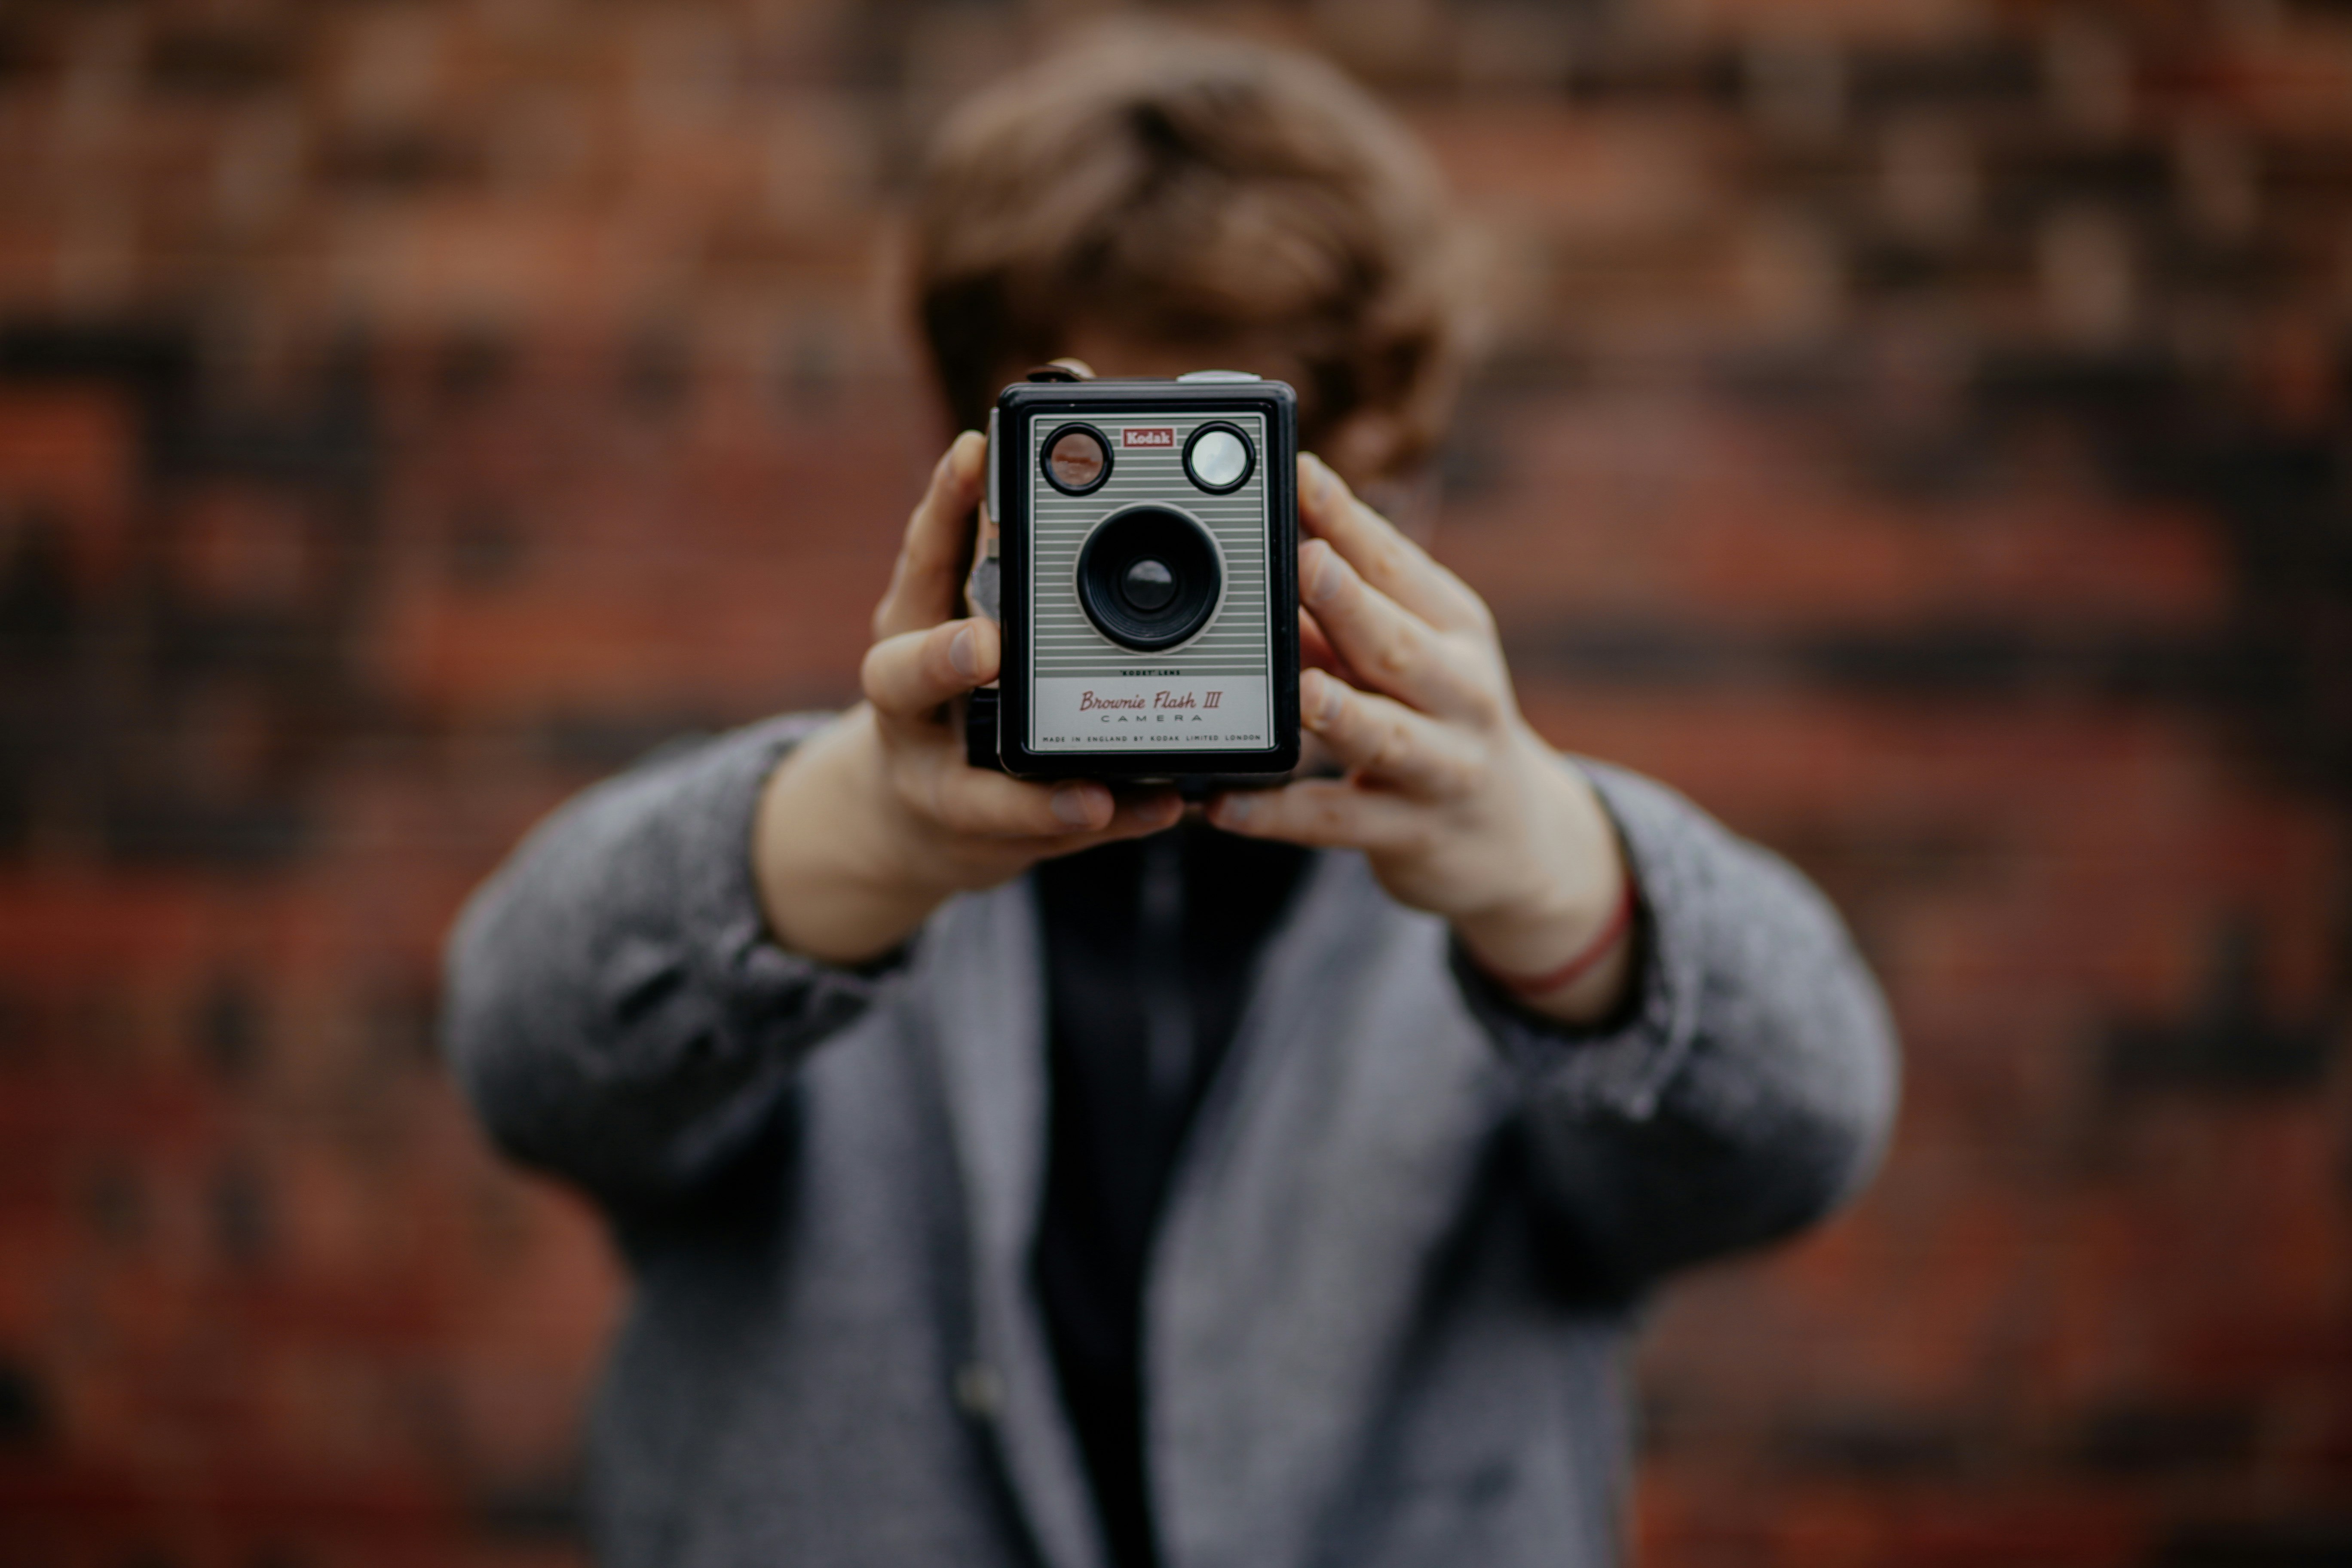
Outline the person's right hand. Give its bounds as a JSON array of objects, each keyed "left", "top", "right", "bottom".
[{"left": 753, "top": 431, "right": 1183, "bottom": 965}]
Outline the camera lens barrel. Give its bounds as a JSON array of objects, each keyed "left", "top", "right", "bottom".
[{"left": 1074, "top": 504, "right": 1225, "bottom": 651}]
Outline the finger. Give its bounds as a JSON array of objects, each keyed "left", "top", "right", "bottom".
[
  {"left": 863, "top": 618, "right": 998, "bottom": 722},
  {"left": 873, "top": 431, "right": 987, "bottom": 640},
  {"left": 1205, "top": 778, "right": 1422, "bottom": 850},
  {"left": 1299, "top": 539, "right": 1495, "bottom": 721},
  {"left": 1299, "top": 607, "right": 1358, "bottom": 682},
  {"left": 1029, "top": 787, "right": 1185, "bottom": 851},
  {"left": 1298, "top": 453, "right": 1489, "bottom": 634},
  {"left": 1300, "top": 668, "right": 1482, "bottom": 797},
  {"left": 919, "top": 763, "right": 1111, "bottom": 837},
  {"left": 919, "top": 758, "right": 1180, "bottom": 841}
]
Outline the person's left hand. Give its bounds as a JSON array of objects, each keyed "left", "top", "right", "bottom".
[{"left": 1207, "top": 454, "right": 1636, "bottom": 1024}]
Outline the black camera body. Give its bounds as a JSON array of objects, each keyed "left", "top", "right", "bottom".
[{"left": 965, "top": 373, "right": 1301, "bottom": 782}]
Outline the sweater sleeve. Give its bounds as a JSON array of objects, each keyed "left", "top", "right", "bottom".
[
  {"left": 1456, "top": 760, "right": 1901, "bottom": 1291},
  {"left": 440, "top": 714, "right": 898, "bottom": 1210}
]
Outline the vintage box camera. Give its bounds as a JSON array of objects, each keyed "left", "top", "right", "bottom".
[{"left": 964, "top": 371, "right": 1301, "bottom": 781}]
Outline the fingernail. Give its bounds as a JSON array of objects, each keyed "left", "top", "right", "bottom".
[
  {"left": 1303, "top": 542, "right": 1344, "bottom": 605},
  {"left": 948, "top": 624, "right": 979, "bottom": 680},
  {"left": 1306, "top": 671, "right": 1344, "bottom": 726},
  {"left": 1214, "top": 793, "right": 1252, "bottom": 826},
  {"left": 1051, "top": 785, "right": 1099, "bottom": 828},
  {"left": 1303, "top": 452, "right": 1335, "bottom": 507},
  {"left": 1145, "top": 793, "right": 1182, "bottom": 826}
]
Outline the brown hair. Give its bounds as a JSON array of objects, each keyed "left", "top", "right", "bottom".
[{"left": 908, "top": 28, "right": 1466, "bottom": 474}]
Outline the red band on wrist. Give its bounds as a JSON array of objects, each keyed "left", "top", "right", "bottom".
[{"left": 1485, "top": 876, "right": 1638, "bottom": 1000}]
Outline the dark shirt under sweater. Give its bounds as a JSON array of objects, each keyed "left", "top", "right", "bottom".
[{"left": 1032, "top": 823, "right": 1315, "bottom": 1568}]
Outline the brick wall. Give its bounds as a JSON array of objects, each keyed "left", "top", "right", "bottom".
[{"left": 0, "top": 2, "right": 2345, "bottom": 1564}]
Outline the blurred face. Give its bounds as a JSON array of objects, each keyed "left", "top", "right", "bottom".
[{"left": 1056, "top": 329, "right": 1259, "bottom": 386}]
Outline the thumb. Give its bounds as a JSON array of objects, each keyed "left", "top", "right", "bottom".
[{"left": 873, "top": 431, "right": 986, "bottom": 640}]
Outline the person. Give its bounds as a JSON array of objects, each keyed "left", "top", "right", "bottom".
[{"left": 443, "top": 28, "right": 1898, "bottom": 1568}]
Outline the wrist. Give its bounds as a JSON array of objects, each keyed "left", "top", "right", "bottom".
[
  {"left": 1470, "top": 876, "right": 1635, "bottom": 993},
  {"left": 753, "top": 711, "right": 952, "bottom": 964},
  {"left": 1458, "top": 878, "right": 1637, "bottom": 1026},
  {"left": 1454, "top": 747, "right": 1638, "bottom": 1024}
]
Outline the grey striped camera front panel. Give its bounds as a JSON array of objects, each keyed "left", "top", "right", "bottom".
[
  {"left": 1027, "top": 412, "right": 1270, "bottom": 677},
  {"left": 1024, "top": 411, "right": 1275, "bottom": 754}
]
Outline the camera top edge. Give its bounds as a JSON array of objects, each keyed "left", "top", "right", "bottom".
[{"left": 994, "top": 375, "right": 1299, "bottom": 411}]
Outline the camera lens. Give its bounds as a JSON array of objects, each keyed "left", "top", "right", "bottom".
[
  {"left": 1075, "top": 505, "right": 1224, "bottom": 652},
  {"left": 1041, "top": 424, "right": 1111, "bottom": 495},
  {"left": 1121, "top": 557, "right": 1177, "bottom": 611},
  {"left": 1182, "top": 422, "right": 1255, "bottom": 493}
]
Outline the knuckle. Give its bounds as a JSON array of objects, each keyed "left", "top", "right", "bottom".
[
  {"left": 933, "top": 787, "right": 982, "bottom": 836},
  {"left": 919, "top": 624, "right": 953, "bottom": 681},
  {"left": 1434, "top": 640, "right": 1499, "bottom": 717},
  {"left": 925, "top": 766, "right": 958, "bottom": 823},
  {"left": 1319, "top": 687, "right": 1355, "bottom": 743},
  {"left": 1320, "top": 557, "right": 1357, "bottom": 611},
  {"left": 893, "top": 765, "right": 931, "bottom": 821},
  {"left": 1440, "top": 752, "right": 1481, "bottom": 797}
]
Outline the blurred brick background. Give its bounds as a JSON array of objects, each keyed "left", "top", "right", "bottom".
[{"left": 1, "top": 1, "right": 2348, "bottom": 1565}]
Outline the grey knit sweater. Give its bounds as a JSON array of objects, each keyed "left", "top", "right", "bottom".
[{"left": 443, "top": 716, "right": 1898, "bottom": 1568}]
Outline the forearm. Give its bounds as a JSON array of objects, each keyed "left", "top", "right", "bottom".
[
  {"left": 442, "top": 716, "right": 892, "bottom": 1207},
  {"left": 1479, "top": 763, "right": 1900, "bottom": 1288}
]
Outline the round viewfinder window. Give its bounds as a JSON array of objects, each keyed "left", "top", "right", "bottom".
[
  {"left": 1183, "top": 423, "right": 1255, "bottom": 493},
  {"left": 1042, "top": 425, "right": 1111, "bottom": 495}
]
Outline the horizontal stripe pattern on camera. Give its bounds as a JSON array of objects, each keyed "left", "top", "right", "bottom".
[{"left": 1029, "top": 413, "right": 1271, "bottom": 679}]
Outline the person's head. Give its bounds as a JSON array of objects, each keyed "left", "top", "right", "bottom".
[{"left": 907, "top": 26, "right": 1467, "bottom": 487}]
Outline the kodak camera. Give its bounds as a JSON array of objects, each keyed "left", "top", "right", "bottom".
[{"left": 963, "top": 370, "right": 1301, "bottom": 781}]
